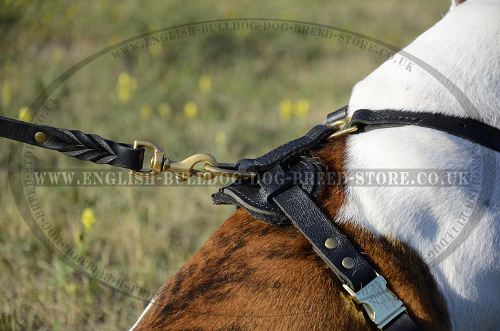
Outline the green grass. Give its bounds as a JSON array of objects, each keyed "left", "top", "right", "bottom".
[{"left": 0, "top": 1, "right": 449, "bottom": 330}]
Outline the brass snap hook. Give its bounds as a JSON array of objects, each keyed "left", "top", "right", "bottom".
[
  {"left": 132, "top": 140, "right": 255, "bottom": 181},
  {"left": 164, "top": 153, "right": 218, "bottom": 181}
]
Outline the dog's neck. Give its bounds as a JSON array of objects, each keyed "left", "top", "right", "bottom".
[
  {"left": 348, "top": 0, "right": 499, "bottom": 124},
  {"left": 344, "top": 1, "right": 500, "bottom": 330}
]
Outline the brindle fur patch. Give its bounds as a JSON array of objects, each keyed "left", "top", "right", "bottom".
[{"left": 134, "top": 138, "right": 450, "bottom": 330}]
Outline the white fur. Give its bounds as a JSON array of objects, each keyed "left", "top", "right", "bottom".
[{"left": 342, "top": 1, "right": 500, "bottom": 330}]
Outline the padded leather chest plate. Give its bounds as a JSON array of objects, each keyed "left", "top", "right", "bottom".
[
  {"left": 213, "top": 156, "right": 324, "bottom": 224},
  {"left": 212, "top": 124, "right": 335, "bottom": 224}
]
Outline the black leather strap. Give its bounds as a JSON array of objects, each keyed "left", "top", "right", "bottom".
[
  {"left": 0, "top": 116, "right": 144, "bottom": 171},
  {"left": 235, "top": 124, "right": 334, "bottom": 172},
  {"left": 213, "top": 156, "right": 324, "bottom": 224},
  {"left": 268, "top": 176, "right": 377, "bottom": 291},
  {"left": 349, "top": 109, "right": 500, "bottom": 153},
  {"left": 384, "top": 312, "right": 418, "bottom": 331},
  {"left": 261, "top": 166, "right": 418, "bottom": 330}
]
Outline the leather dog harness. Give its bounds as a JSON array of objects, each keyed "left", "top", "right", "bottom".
[{"left": 1, "top": 107, "right": 499, "bottom": 330}]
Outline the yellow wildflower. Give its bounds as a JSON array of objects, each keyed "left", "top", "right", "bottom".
[
  {"left": 81, "top": 208, "right": 96, "bottom": 231},
  {"left": 65, "top": 283, "right": 78, "bottom": 295},
  {"left": 184, "top": 101, "right": 198, "bottom": 118},
  {"left": 149, "top": 43, "right": 162, "bottom": 57},
  {"left": 279, "top": 99, "right": 293, "bottom": 121},
  {"left": 2, "top": 81, "right": 12, "bottom": 106},
  {"left": 18, "top": 107, "right": 32, "bottom": 122},
  {"left": 139, "top": 105, "right": 152, "bottom": 120},
  {"left": 295, "top": 99, "right": 310, "bottom": 118},
  {"left": 158, "top": 102, "right": 171, "bottom": 117},
  {"left": 116, "top": 72, "right": 137, "bottom": 104},
  {"left": 73, "top": 229, "right": 83, "bottom": 248},
  {"left": 198, "top": 75, "right": 212, "bottom": 93}
]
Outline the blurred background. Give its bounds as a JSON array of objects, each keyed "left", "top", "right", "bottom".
[{"left": 0, "top": 1, "right": 448, "bottom": 330}]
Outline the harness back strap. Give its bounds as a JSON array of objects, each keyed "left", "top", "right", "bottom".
[
  {"left": 349, "top": 109, "right": 500, "bottom": 153},
  {"left": 0, "top": 115, "right": 144, "bottom": 171}
]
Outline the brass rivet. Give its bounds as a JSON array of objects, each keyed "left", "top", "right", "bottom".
[
  {"left": 324, "top": 237, "right": 338, "bottom": 249},
  {"left": 342, "top": 257, "right": 355, "bottom": 269},
  {"left": 34, "top": 132, "right": 48, "bottom": 144}
]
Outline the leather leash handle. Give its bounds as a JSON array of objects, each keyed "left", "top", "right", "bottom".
[{"left": 0, "top": 115, "right": 145, "bottom": 171}]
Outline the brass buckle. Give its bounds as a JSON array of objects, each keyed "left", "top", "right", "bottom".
[
  {"left": 343, "top": 275, "right": 406, "bottom": 329},
  {"left": 133, "top": 140, "right": 165, "bottom": 177},
  {"left": 326, "top": 114, "right": 358, "bottom": 139}
]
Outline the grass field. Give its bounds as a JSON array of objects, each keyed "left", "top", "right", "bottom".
[{"left": 0, "top": 1, "right": 449, "bottom": 330}]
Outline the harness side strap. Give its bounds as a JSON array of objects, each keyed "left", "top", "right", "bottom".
[
  {"left": 272, "top": 185, "right": 418, "bottom": 330},
  {"left": 259, "top": 164, "right": 418, "bottom": 330},
  {"left": 383, "top": 311, "right": 419, "bottom": 331},
  {"left": 271, "top": 184, "right": 377, "bottom": 291},
  {"left": 0, "top": 116, "right": 144, "bottom": 171},
  {"left": 351, "top": 109, "right": 500, "bottom": 153}
]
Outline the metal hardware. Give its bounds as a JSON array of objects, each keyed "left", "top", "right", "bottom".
[
  {"left": 326, "top": 114, "right": 358, "bottom": 139},
  {"left": 324, "top": 237, "right": 338, "bottom": 249},
  {"left": 342, "top": 257, "right": 355, "bottom": 269},
  {"left": 329, "top": 125, "right": 358, "bottom": 138},
  {"left": 326, "top": 115, "right": 352, "bottom": 130},
  {"left": 133, "top": 140, "right": 165, "bottom": 177},
  {"left": 34, "top": 132, "right": 48, "bottom": 144},
  {"left": 131, "top": 112, "right": 358, "bottom": 179},
  {"left": 164, "top": 153, "right": 218, "bottom": 181},
  {"left": 343, "top": 275, "right": 406, "bottom": 329},
  {"left": 132, "top": 140, "right": 256, "bottom": 181}
]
